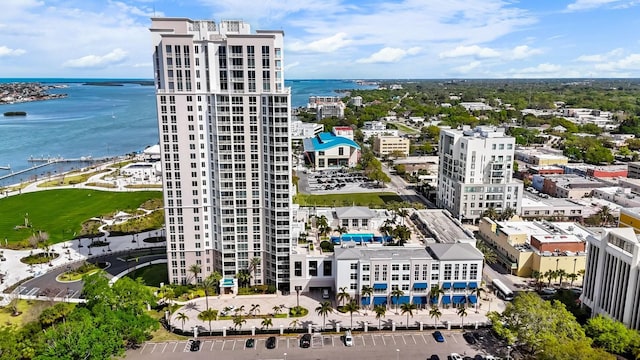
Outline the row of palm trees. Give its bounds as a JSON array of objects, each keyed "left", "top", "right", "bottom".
[
  {"left": 174, "top": 303, "right": 291, "bottom": 333},
  {"left": 531, "top": 268, "right": 585, "bottom": 290}
]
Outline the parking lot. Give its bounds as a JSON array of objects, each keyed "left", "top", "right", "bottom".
[
  {"left": 128, "top": 330, "right": 503, "bottom": 360},
  {"left": 303, "top": 169, "right": 388, "bottom": 194}
]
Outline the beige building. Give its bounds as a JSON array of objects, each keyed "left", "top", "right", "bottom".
[
  {"left": 478, "top": 218, "right": 589, "bottom": 277},
  {"left": 372, "top": 135, "right": 410, "bottom": 156}
]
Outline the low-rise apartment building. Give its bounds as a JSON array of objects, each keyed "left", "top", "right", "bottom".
[{"left": 303, "top": 132, "right": 361, "bottom": 169}]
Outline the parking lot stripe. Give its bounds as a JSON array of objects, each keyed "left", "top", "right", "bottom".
[
  {"left": 139, "top": 343, "right": 148, "bottom": 354},
  {"left": 173, "top": 342, "right": 179, "bottom": 352},
  {"left": 232, "top": 340, "right": 236, "bottom": 351},
  {"left": 411, "top": 335, "right": 417, "bottom": 344},
  {"left": 160, "top": 343, "right": 167, "bottom": 353},
  {"left": 392, "top": 335, "right": 397, "bottom": 345},
  {"left": 421, "top": 334, "right": 427, "bottom": 343},
  {"left": 361, "top": 335, "right": 366, "bottom": 346},
  {"left": 371, "top": 334, "right": 376, "bottom": 346},
  {"left": 149, "top": 343, "right": 157, "bottom": 353},
  {"left": 381, "top": 335, "right": 386, "bottom": 345},
  {"left": 451, "top": 334, "right": 458, "bottom": 343}
]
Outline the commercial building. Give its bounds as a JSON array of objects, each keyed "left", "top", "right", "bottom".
[
  {"left": 478, "top": 218, "right": 589, "bottom": 277},
  {"left": 628, "top": 162, "right": 640, "bottom": 179},
  {"left": 372, "top": 135, "right": 410, "bottom": 157},
  {"left": 514, "top": 148, "right": 569, "bottom": 166},
  {"left": 308, "top": 96, "right": 346, "bottom": 120},
  {"left": 582, "top": 227, "right": 640, "bottom": 330},
  {"left": 151, "top": 18, "right": 292, "bottom": 290},
  {"left": 619, "top": 208, "right": 640, "bottom": 234},
  {"left": 437, "top": 126, "right": 523, "bottom": 222},
  {"left": 520, "top": 197, "right": 592, "bottom": 221},
  {"left": 532, "top": 174, "right": 602, "bottom": 199},
  {"left": 303, "top": 132, "right": 361, "bottom": 169},
  {"left": 291, "top": 120, "right": 323, "bottom": 146}
]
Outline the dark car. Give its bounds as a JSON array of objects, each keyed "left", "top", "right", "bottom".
[
  {"left": 433, "top": 331, "right": 445, "bottom": 343},
  {"left": 245, "top": 338, "right": 255, "bottom": 348},
  {"left": 429, "top": 355, "right": 441, "bottom": 360},
  {"left": 473, "top": 355, "right": 485, "bottom": 360},
  {"left": 472, "top": 332, "right": 485, "bottom": 341},
  {"left": 300, "top": 334, "right": 311, "bottom": 348},
  {"left": 266, "top": 336, "right": 277, "bottom": 349},
  {"left": 463, "top": 332, "right": 477, "bottom": 345},
  {"left": 189, "top": 339, "right": 201, "bottom": 352}
]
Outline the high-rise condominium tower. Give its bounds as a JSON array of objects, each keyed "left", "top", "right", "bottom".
[
  {"left": 150, "top": 18, "right": 292, "bottom": 292},
  {"left": 437, "top": 126, "right": 523, "bottom": 223}
]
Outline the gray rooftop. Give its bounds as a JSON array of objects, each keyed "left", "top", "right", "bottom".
[
  {"left": 426, "top": 243, "right": 484, "bottom": 261},
  {"left": 334, "top": 206, "right": 376, "bottom": 219},
  {"left": 334, "top": 245, "right": 432, "bottom": 261}
]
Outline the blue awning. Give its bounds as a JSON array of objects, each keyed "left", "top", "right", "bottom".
[
  {"left": 391, "top": 296, "right": 410, "bottom": 305},
  {"left": 361, "top": 297, "right": 371, "bottom": 306},
  {"left": 442, "top": 282, "right": 451, "bottom": 289},
  {"left": 373, "top": 283, "right": 387, "bottom": 290},
  {"left": 373, "top": 296, "right": 387, "bottom": 305},
  {"left": 413, "top": 283, "right": 428, "bottom": 289},
  {"left": 441, "top": 295, "right": 451, "bottom": 304},
  {"left": 468, "top": 282, "right": 477, "bottom": 289},
  {"left": 412, "top": 296, "right": 427, "bottom": 305},
  {"left": 468, "top": 295, "right": 477, "bottom": 304},
  {"left": 430, "top": 296, "right": 439, "bottom": 304},
  {"left": 453, "top": 295, "right": 466, "bottom": 304},
  {"left": 453, "top": 282, "right": 467, "bottom": 289}
]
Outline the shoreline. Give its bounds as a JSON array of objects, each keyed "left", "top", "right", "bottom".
[{"left": 0, "top": 82, "right": 68, "bottom": 105}]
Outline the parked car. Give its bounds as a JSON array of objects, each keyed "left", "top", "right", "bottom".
[
  {"left": 189, "top": 339, "right": 201, "bottom": 352},
  {"left": 449, "top": 353, "right": 463, "bottom": 360},
  {"left": 245, "top": 338, "right": 255, "bottom": 348},
  {"left": 473, "top": 332, "right": 485, "bottom": 341},
  {"left": 429, "top": 355, "right": 441, "bottom": 360},
  {"left": 300, "top": 334, "right": 311, "bottom": 348},
  {"left": 322, "top": 288, "right": 330, "bottom": 299},
  {"left": 266, "top": 336, "right": 277, "bottom": 349},
  {"left": 433, "top": 331, "right": 445, "bottom": 343},
  {"left": 540, "top": 287, "right": 557, "bottom": 295},
  {"left": 344, "top": 330, "right": 353, "bottom": 346},
  {"left": 463, "top": 332, "right": 477, "bottom": 345}
]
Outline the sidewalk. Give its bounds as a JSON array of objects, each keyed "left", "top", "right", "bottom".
[{"left": 168, "top": 292, "right": 506, "bottom": 334}]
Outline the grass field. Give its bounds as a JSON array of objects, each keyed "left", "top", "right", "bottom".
[
  {"left": 125, "top": 263, "right": 168, "bottom": 287},
  {"left": 294, "top": 192, "right": 402, "bottom": 208},
  {"left": 0, "top": 189, "right": 162, "bottom": 247},
  {"left": 0, "top": 299, "right": 54, "bottom": 327}
]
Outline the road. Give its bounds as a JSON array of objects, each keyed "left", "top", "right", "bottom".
[
  {"left": 381, "top": 163, "right": 436, "bottom": 208},
  {"left": 14, "top": 247, "right": 165, "bottom": 300}
]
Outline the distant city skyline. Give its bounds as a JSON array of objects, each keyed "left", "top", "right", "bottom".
[{"left": 1, "top": 0, "right": 639, "bottom": 79}]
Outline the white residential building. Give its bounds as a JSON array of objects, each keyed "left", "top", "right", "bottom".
[
  {"left": 151, "top": 18, "right": 293, "bottom": 291},
  {"left": 582, "top": 227, "right": 640, "bottom": 330},
  {"left": 437, "top": 126, "right": 523, "bottom": 222}
]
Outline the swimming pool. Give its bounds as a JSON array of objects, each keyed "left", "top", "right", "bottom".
[{"left": 330, "top": 233, "right": 392, "bottom": 244}]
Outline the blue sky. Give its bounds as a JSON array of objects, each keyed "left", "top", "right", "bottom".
[{"left": 1, "top": 0, "right": 639, "bottom": 79}]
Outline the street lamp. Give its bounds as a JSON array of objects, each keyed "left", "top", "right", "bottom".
[
  {"left": 396, "top": 348, "right": 400, "bottom": 360},
  {"left": 284, "top": 353, "right": 287, "bottom": 360}
]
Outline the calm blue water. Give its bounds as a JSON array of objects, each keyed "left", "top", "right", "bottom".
[{"left": 0, "top": 79, "right": 377, "bottom": 185}]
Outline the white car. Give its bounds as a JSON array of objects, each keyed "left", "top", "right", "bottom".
[
  {"left": 344, "top": 330, "right": 353, "bottom": 347},
  {"left": 449, "top": 353, "right": 463, "bottom": 360}
]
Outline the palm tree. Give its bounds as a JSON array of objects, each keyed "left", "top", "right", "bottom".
[
  {"left": 210, "top": 271, "right": 222, "bottom": 294},
  {"left": 457, "top": 306, "right": 468, "bottom": 328},
  {"left": 472, "top": 287, "right": 485, "bottom": 313},
  {"left": 392, "top": 224, "right": 412, "bottom": 246},
  {"left": 391, "top": 289, "right": 404, "bottom": 313},
  {"left": 400, "top": 302, "right": 417, "bottom": 329},
  {"left": 531, "top": 270, "right": 544, "bottom": 291},
  {"left": 197, "top": 309, "right": 218, "bottom": 333},
  {"left": 500, "top": 206, "right": 516, "bottom": 221},
  {"left": 429, "top": 285, "right": 444, "bottom": 308},
  {"left": 222, "top": 306, "right": 233, "bottom": 316},
  {"left": 482, "top": 207, "right": 499, "bottom": 220},
  {"left": 556, "top": 269, "right": 568, "bottom": 288},
  {"left": 567, "top": 273, "right": 579, "bottom": 287},
  {"left": 248, "top": 257, "right": 261, "bottom": 286},
  {"left": 397, "top": 208, "right": 409, "bottom": 225},
  {"left": 176, "top": 312, "right": 189, "bottom": 331},
  {"left": 360, "top": 285, "right": 374, "bottom": 311},
  {"left": 232, "top": 315, "right": 246, "bottom": 331},
  {"left": 335, "top": 226, "right": 348, "bottom": 242},
  {"left": 272, "top": 305, "right": 283, "bottom": 316},
  {"left": 551, "top": 270, "right": 561, "bottom": 286},
  {"left": 343, "top": 300, "right": 360, "bottom": 329},
  {"left": 578, "top": 269, "right": 586, "bottom": 282},
  {"left": 315, "top": 301, "right": 333, "bottom": 329},
  {"left": 261, "top": 317, "right": 273, "bottom": 330},
  {"left": 337, "top": 286, "right": 351, "bottom": 306},
  {"left": 201, "top": 274, "right": 217, "bottom": 310},
  {"left": 429, "top": 305, "right": 442, "bottom": 328},
  {"left": 235, "top": 305, "right": 246, "bottom": 316},
  {"left": 374, "top": 304, "right": 386, "bottom": 331},
  {"left": 250, "top": 303, "right": 260, "bottom": 316},
  {"left": 236, "top": 270, "right": 251, "bottom": 288},
  {"left": 379, "top": 218, "right": 395, "bottom": 237},
  {"left": 544, "top": 270, "right": 555, "bottom": 287},
  {"left": 289, "top": 318, "right": 300, "bottom": 330},
  {"left": 476, "top": 240, "right": 498, "bottom": 265},
  {"left": 188, "top": 264, "right": 201, "bottom": 284},
  {"left": 597, "top": 206, "right": 614, "bottom": 226}
]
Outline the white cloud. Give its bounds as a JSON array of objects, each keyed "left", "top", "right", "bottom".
[
  {"left": 439, "top": 45, "right": 500, "bottom": 59},
  {"left": 0, "top": 46, "right": 26, "bottom": 57},
  {"left": 289, "top": 33, "right": 352, "bottom": 53},
  {"left": 111, "top": 1, "right": 164, "bottom": 17},
  {"left": 509, "top": 63, "right": 564, "bottom": 77},
  {"left": 510, "top": 45, "right": 543, "bottom": 60},
  {"left": 284, "top": 61, "right": 300, "bottom": 71},
  {"left": 453, "top": 61, "right": 482, "bottom": 74},
  {"left": 64, "top": 48, "right": 128, "bottom": 68},
  {"left": 565, "top": 0, "right": 638, "bottom": 11},
  {"left": 595, "top": 54, "right": 640, "bottom": 71},
  {"left": 576, "top": 48, "right": 624, "bottom": 62},
  {"left": 357, "top": 47, "right": 421, "bottom": 64}
]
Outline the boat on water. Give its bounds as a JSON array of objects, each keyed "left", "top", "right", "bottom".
[{"left": 0, "top": 165, "right": 10, "bottom": 170}]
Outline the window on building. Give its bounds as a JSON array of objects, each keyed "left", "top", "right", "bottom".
[
  {"left": 309, "top": 261, "right": 317, "bottom": 276},
  {"left": 444, "top": 264, "right": 452, "bottom": 280},
  {"left": 294, "top": 261, "right": 302, "bottom": 277},
  {"left": 323, "top": 261, "right": 332, "bottom": 276}
]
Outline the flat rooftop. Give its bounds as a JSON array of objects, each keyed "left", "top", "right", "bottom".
[{"left": 411, "top": 209, "right": 475, "bottom": 243}]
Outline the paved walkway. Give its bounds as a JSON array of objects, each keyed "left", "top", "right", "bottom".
[{"left": 169, "top": 292, "right": 506, "bottom": 334}]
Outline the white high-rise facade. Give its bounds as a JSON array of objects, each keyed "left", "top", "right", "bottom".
[
  {"left": 437, "top": 126, "right": 523, "bottom": 222},
  {"left": 150, "top": 18, "right": 292, "bottom": 291}
]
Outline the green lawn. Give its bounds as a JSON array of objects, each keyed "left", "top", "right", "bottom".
[
  {"left": 390, "top": 122, "right": 419, "bottom": 134},
  {"left": 0, "top": 189, "right": 162, "bottom": 247},
  {"left": 294, "top": 192, "right": 402, "bottom": 208},
  {"left": 125, "top": 263, "right": 168, "bottom": 287}
]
